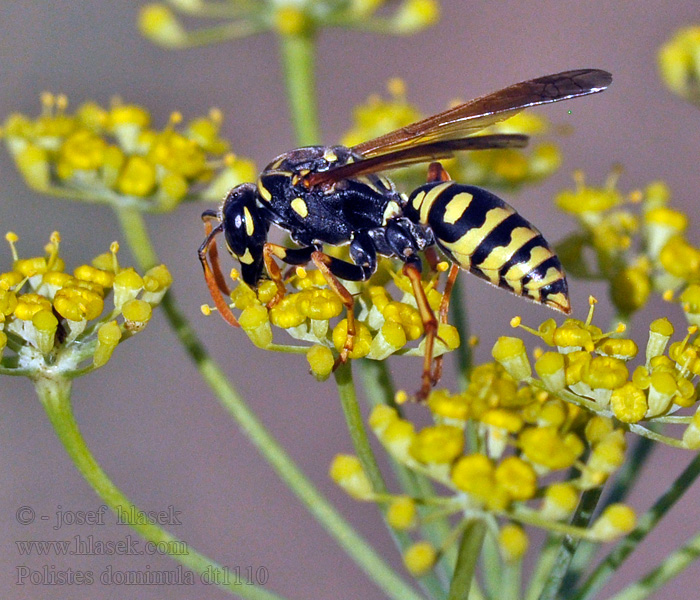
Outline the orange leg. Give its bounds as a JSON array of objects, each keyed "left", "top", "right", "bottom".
[
  {"left": 262, "top": 243, "right": 290, "bottom": 308},
  {"left": 427, "top": 161, "right": 451, "bottom": 183},
  {"left": 311, "top": 251, "right": 358, "bottom": 367},
  {"left": 402, "top": 262, "right": 441, "bottom": 401},
  {"left": 439, "top": 264, "right": 460, "bottom": 324},
  {"left": 406, "top": 161, "right": 457, "bottom": 399},
  {"left": 198, "top": 218, "right": 240, "bottom": 328}
]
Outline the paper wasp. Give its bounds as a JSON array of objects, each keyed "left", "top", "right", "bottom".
[{"left": 199, "top": 68, "right": 612, "bottom": 398}]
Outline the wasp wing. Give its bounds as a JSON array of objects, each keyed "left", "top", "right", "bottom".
[
  {"left": 352, "top": 69, "right": 612, "bottom": 158},
  {"left": 305, "top": 134, "right": 528, "bottom": 186}
]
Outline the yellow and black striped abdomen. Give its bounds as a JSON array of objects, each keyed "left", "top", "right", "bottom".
[{"left": 405, "top": 181, "right": 570, "bottom": 314}]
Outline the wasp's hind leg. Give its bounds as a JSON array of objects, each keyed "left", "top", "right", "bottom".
[
  {"left": 199, "top": 212, "right": 240, "bottom": 328},
  {"left": 427, "top": 161, "right": 452, "bottom": 183},
  {"left": 407, "top": 161, "right": 459, "bottom": 399},
  {"left": 401, "top": 259, "right": 443, "bottom": 401},
  {"left": 263, "top": 244, "right": 317, "bottom": 307}
]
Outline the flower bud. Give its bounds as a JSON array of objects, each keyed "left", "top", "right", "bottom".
[
  {"left": 645, "top": 318, "right": 674, "bottom": 365},
  {"left": 535, "top": 351, "right": 566, "bottom": 392},
  {"left": 329, "top": 455, "right": 373, "bottom": 500},
  {"left": 591, "top": 504, "right": 636, "bottom": 541},
  {"left": 498, "top": 524, "right": 528, "bottom": 563},
  {"left": 239, "top": 303, "right": 272, "bottom": 349},
  {"left": 94, "top": 320, "right": 122, "bottom": 367},
  {"left": 492, "top": 336, "right": 531, "bottom": 380},
  {"left": 403, "top": 541, "right": 436, "bottom": 577},
  {"left": 387, "top": 496, "right": 416, "bottom": 530},
  {"left": 306, "top": 344, "right": 334, "bottom": 381}
]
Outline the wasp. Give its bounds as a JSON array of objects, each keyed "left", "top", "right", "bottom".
[{"left": 199, "top": 69, "right": 612, "bottom": 399}]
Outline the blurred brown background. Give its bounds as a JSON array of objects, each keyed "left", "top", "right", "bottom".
[{"left": 0, "top": 1, "right": 699, "bottom": 599}]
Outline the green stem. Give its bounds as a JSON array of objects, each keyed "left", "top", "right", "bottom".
[
  {"left": 335, "top": 362, "right": 443, "bottom": 600},
  {"left": 278, "top": 31, "right": 321, "bottom": 146},
  {"left": 335, "top": 361, "right": 386, "bottom": 493},
  {"left": 525, "top": 535, "right": 563, "bottom": 600},
  {"left": 36, "top": 375, "right": 284, "bottom": 600},
  {"left": 561, "top": 436, "right": 655, "bottom": 596},
  {"left": 537, "top": 487, "right": 602, "bottom": 600},
  {"left": 500, "top": 560, "right": 522, "bottom": 600},
  {"left": 606, "top": 532, "right": 700, "bottom": 600},
  {"left": 113, "top": 206, "right": 424, "bottom": 600},
  {"left": 447, "top": 520, "right": 486, "bottom": 600},
  {"left": 359, "top": 360, "right": 459, "bottom": 590},
  {"left": 572, "top": 451, "right": 700, "bottom": 600}
]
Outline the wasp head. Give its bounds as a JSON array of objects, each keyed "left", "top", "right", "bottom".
[{"left": 221, "top": 183, "right": 270, "bottom": 287}]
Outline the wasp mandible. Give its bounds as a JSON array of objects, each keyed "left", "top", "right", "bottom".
[{"left": 199, "top": 69, "right": 612, "bottom": 399}]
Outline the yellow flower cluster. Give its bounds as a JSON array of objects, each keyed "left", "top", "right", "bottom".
[
  {"left": 556, "top": 173, "right": 700, "bottom": 319},
  {"left": 658, "top": 25, "right": 700, "bottom": 105},
  {"left": 342, "top": 80, "right": 561, "bottom": 193},
  {"left": 211, "top": 260, "right": 459, "bottom": 380},
  {"left": 0, "top": 231, "right": 171, "bottom": 377},
  {"left": 506, "top": 306, "right": 700, "bottom": 448},
  {"left": 138, "top": 0, "right": 438, "bottom": 48},
  {"left": 1, "top": 94, "right": 254, "bottom": 212},
  {"left": 330, "top": 357, "right": 637, "bottom": 573}
]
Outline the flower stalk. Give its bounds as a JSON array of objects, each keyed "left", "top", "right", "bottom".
[{"left": 36, "top": 374, "right": 285, "bottom": 600}]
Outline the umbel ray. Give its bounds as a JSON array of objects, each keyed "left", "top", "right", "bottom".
[{"left": 198, "top": 68, "right": 612, "bottom": 399}]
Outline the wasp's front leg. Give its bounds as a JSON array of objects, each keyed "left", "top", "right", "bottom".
[
  {"left": 199, "top": 212, "right": 240, "bottom": 328},
  {"left": 263, "top": 244, "right": 317, "bottom": 307}
]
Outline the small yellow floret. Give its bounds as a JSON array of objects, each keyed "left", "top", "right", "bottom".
[
  {"left": 387, "top": 496, "right": 416, "bottom": 530},
  {"left": 410, "top": 425, "right": 464, "bottom": 464},
  {"left": 403, "top": 541, "right": 436, "bottom": 577},
  {"left": 492, "top": 336, "right": 531, "bottom": 380},
  {"left": 498, "top": 524, "right": 528, "bottom": 563},
  {"left": 591, "top": 504, "right": 636, "bottom": 541},
  {"left": 306, "top": 344, "right": 334, "bottom": 380},
  {"left": 329, "top": 454, "right": 373, "bottom": 500},
  {"left": 122, "top": 299, "right": 152, "bottom": 331},
  {"left": 519, "top": 426, "right": 582, "bottom": 470},
  {"left": 451, "top": 454, "right": 494, "bottom": 497},
  {"left": 494, "top": 456, "right": 536, "bottom": 501}
]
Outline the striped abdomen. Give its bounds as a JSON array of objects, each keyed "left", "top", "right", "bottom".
[{"left": 405, "top": 181, "right": 570, "bottom": 314}]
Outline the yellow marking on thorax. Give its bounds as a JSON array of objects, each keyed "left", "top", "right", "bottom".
[
  {"left": 443, "top": 191, "right": 474, "bottom": 225},
  {"left": 503, "top": 246, "right": 555, "bottom": 283},
  {"left": 440, "top": 205, "right": 515, "bottom": 266},
  {"left": 417, "top": 181, "right": 453, "bottom": 224},
  {"left": 382, "top": 200, "right": 402, "bottom": 225},
  {"left": 476, "top": 227, "right": 538, "bottom": 272},
  {"left": 243, "top": 206, "right": 255, "bottom": 237},
  {"left": 238, "top": 248, "right": 254, "bottom": 264},
  {"left": 323, "top": 148, "right": 338, "bottom": 162},
  {"left": 270, "top": 157, "right": 285, "bottom": 169},
  {"left": 291, "top": 197, "right": 309, "bottom": 218},
  {"left": 257, "top": 180, "right": 272, "bottom": 202}
]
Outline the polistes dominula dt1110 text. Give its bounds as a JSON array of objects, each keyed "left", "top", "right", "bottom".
[{"left": 199, "top": 68, "right": 612, "bottom": 399}]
